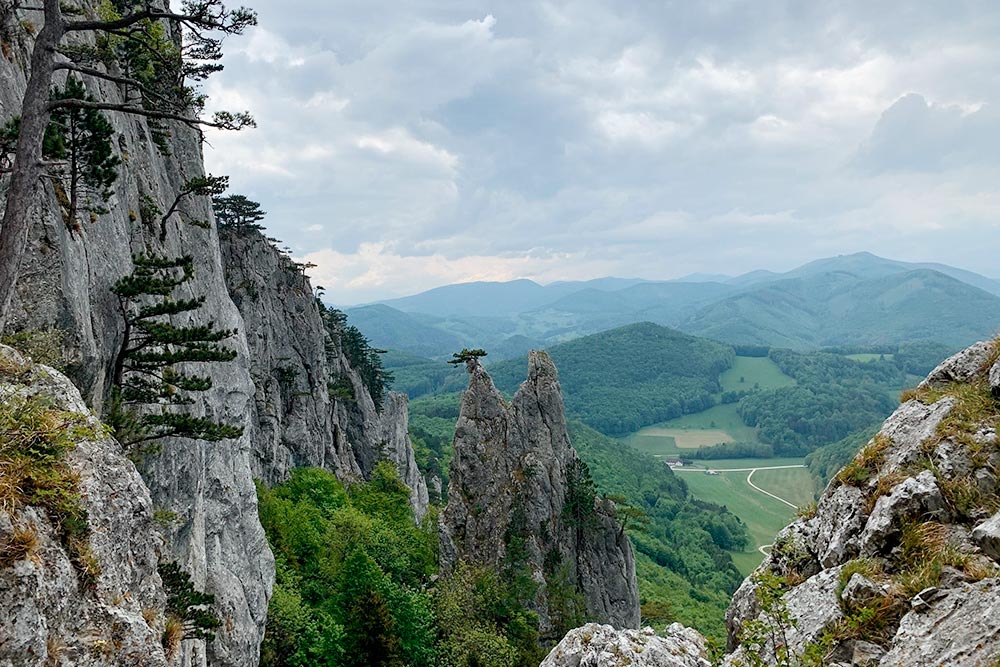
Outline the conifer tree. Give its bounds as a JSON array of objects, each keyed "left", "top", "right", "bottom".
[
  {"left": 109, "top": 253, "right": 243, "bottom": 447},
  {"left": 159, "top": 173, "right": 229, "bottom": 240},
  {"left": 213, "top": 193, "right": 266, "bottom": 234},
  {"left": 448, "top": 348, "right": 488, "bottom": 366},
  {"left": 159, "top": 561, "right": 222, "bottom": 641},
  {"left": 44, "top": 75, "right": 121, "bottom": 230}
]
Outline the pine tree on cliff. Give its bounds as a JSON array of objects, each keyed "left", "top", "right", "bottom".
[
  {"left": 108, "top": 253, "right": 243, "bottom": 447},
  {"left": 0, "top": 0, "right": 256, "bottom": 332},
  {"left": 213, "top": 193, "right": 266, "bottom": 234},
  {"left": 41, "top": 76, "right": 120, "bottom": 230}
]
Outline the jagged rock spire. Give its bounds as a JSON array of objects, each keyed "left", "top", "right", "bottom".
[{"left": 440, "top": 350, "right": 640, "bottom": 632}]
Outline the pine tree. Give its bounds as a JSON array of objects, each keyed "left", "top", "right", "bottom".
[
  {"left": 43, "top": 75, "right": 121, "bottom": 230},
  {"left": 318, "top": 302, "right": 393, "bottom": 411},
  {"left": 108, "top": 253, "right": 243, "bottom": 447},
  {"left": 448, "top": 348, "right": 488, "bottom": 366},
  {"left": 213, "top": 193, "right": 267, "bottom": 234},
  {"left": 159, "top": 561, "right": 222, "bottom": 641},
  {"left": 158, "top": 173, "right": 229, "bottom": 240}
]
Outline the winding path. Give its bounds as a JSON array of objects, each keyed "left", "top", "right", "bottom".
[
  {"left": 745, "top": 468, "right": 798, "bottom": 509},
  {"left": 672, "top": 463, "right": 806, "bottom": 555}
]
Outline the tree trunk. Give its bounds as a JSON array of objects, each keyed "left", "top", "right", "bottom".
[{"left": 0, "top": 0, "right": 64, "bottom": 333}]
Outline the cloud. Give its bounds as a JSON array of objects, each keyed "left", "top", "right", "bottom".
[
  {"left": 202, "top": 1, "right": 1000, "bottom": 303},
  {"left": 854, "top": 94, "right": 1000, "bottom": 172}
]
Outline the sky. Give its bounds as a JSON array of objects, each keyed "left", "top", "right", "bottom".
[{"left": 202, "top": 1, "right": 1000, "bottom": 305}]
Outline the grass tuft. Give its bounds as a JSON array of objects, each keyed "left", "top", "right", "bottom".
[
  {"left": 162, "top": 615, "right": 185, "bottom": 658},
  {"left": 0, "top": 390, "right": 100, "bottom": 578},
  {"left": 836, "top": 434, "right": 892, "bottom": 487},
  {"left": 0, "top": 524, "right": 39, "bottom": 566}
]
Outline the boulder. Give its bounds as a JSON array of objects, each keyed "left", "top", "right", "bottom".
[
  {"left": 860, "top": 471, "right": 947, "bottom": 555},
  {"left": 972, "top": 511, "right": 1000, "bottom": 561},
  {"left": 540, "top": 624, "right": 710, "bottom": 667}
]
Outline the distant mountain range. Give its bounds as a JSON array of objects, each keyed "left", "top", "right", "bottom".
[{"left": 342, "top": 252, "right": 1000, "bottom": 361}]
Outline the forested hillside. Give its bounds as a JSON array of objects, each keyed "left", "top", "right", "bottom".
[{"left": 488, "top": 322, "right": 734, "bottom": 434}]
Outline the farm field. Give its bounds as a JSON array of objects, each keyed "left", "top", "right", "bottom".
[
  {"left": 719, "top": 356, "right": 795, "bottom": 392},
  {"left": 623, "top": 404, "right": 759, "bottom": 457},
  {"left": 676, "top": 460, "right": 813, "bottom": 575},
  {"left": 636, "top": 428, "right": 733, "bottom": 449}
]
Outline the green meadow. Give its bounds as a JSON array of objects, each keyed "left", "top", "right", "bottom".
[
  {"left": 676, "top": 461, "right": 813, "bottom": 575},
  {"left": 719, "top": 356, "right": 796, "bottom": 392}
]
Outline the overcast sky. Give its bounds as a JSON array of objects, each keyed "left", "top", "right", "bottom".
[{"left": 202, "top": 1, "right": 1000, "bottom": 304}]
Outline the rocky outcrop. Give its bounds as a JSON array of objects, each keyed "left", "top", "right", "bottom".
[
  {"left": 218, "top": 229, "right": 428, "bottom": 520},
  {"left": 0, "top": 346, "right": 168, "bottom": 666},
  {"left": 539, "top": 624, "right": 710, "bottom": 667},
  {"left": 440, "top": 352, "right": 640, "bottom": 632},
  {"left": 720, "top": 339, "right": 1000, "bottom": 666}
]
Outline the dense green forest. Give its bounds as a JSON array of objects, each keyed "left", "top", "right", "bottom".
[
  {"left": 734, "top": 345, "right": 947, "bottom": 456},
  {"left": 257, "top": 465, "right": 547, "bottom": 667},
  {"left": 487, "top": 323, "right": 734, "bottom": 434}
]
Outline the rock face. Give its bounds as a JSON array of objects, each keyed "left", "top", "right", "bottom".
[
  {"left": 2, "top": 14, "right": 272, "bottom": 662},
  {"left": 720, "top": 339, "right": 1000, "bottom": 666},
  {"left": 0, "top": 6, "right": 426, "bottom": 664},
  {"left": 440, "top": 353, "right": 640, "bottom": 632},
  {"left": 539, "top": 623, "right": 710, "bottom": 667},
  {"left": 219, "top": 229, "right": 428, "bottom": 519},
  {"left": 0, "top": 346, "right": 168, "bottom": 666}
]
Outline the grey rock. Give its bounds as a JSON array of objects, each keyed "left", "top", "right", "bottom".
[
  {"left": 441, "top": 353, "right": 640, "bottom": 630},
  {"left": 918, "top": 341, "right": 994, "bottom": 389},
  {"left": 725, "top": 519, "right": 819, "bottom": 650},
  {"left": 991, "top": 358, "right": 1000, "bottom": 396},
  {"left": 828, "top": 639, "right": 886, "bottom": 667},
  {"left": 815, "top": 485, "right": 866, "bottom": 568},
  {"left": 540, "top": 624, "right": 710, "bottom": 667},
  {"left": 1, "top": 16, "right": 273, "bottom": 664},
  {"left": 880, "top": 579, "right": 1000, "bottom": 666},
  {"left": 0, "top": 347, "right": 168, "bottom": 666},
  {"left": 860, "top": 471, "right": 947, "bottom": 555},
  {"left": 220, "top": 230, "right": 429, "bottom": 520},
  {"left": 840, "top": 573, "right": 885, "bottom": 610},
  {"left": 931, "top": 438, "right": 974, "bottom": 479},
  {"left": 723, "top": 567, "right": 844, "bottom": 666},
  {"left": 971, "top": 511, "right": 1000, "bottom": 561},
  {"left": 876, "top": 398, "right": 954, "bottom": 475},
  {"left": 850, "top": 640, "right": 886, "bottom": 666}
]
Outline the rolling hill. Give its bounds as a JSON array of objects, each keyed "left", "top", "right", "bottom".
[
  {"left": 682, "top": 268, "right": 1000, "bottom": 348},
  {"left": 341, "top": 252, "right": 1000, "bottom": 365},
  {"left": 487, "top": 322, "right": 734, "bottom": 434}
]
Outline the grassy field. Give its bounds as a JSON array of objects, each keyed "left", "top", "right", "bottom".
[
  {"left": 637, "top": 428, "right": 734, "bottom": 449},
  {"left": 719, "top": 356, "right": 795, "bottom": 393},
  {"left": 750, "top": 467, "right": 816, "bottom": 507},
  {"left": 619, "top": 355, "right": 811, "bottom": 574},
  {"left": 677, "top": 461, "right": 813, "bottom": 575},
  {"left": 624, "top": 404, "right": 760, "bottom": 457}
]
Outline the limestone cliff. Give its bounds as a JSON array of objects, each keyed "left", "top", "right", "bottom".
[
  {"left": 719, "top": 340, "right": 1000, "bottom": 666},
  {"left": 2, "top": 13, "right": 272, "bottom": 663},
  {"left": 0, "top": 5, "right": 426, "bottom": 665},
  {"left": 440, "top": 351, "right": 640, "bottom": 633},
  {"left": 219, "top": 228, "right": 428, "bottom": 519},
  {"left": 0, "top": 345, "right": 168, "bottom": 666}
]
